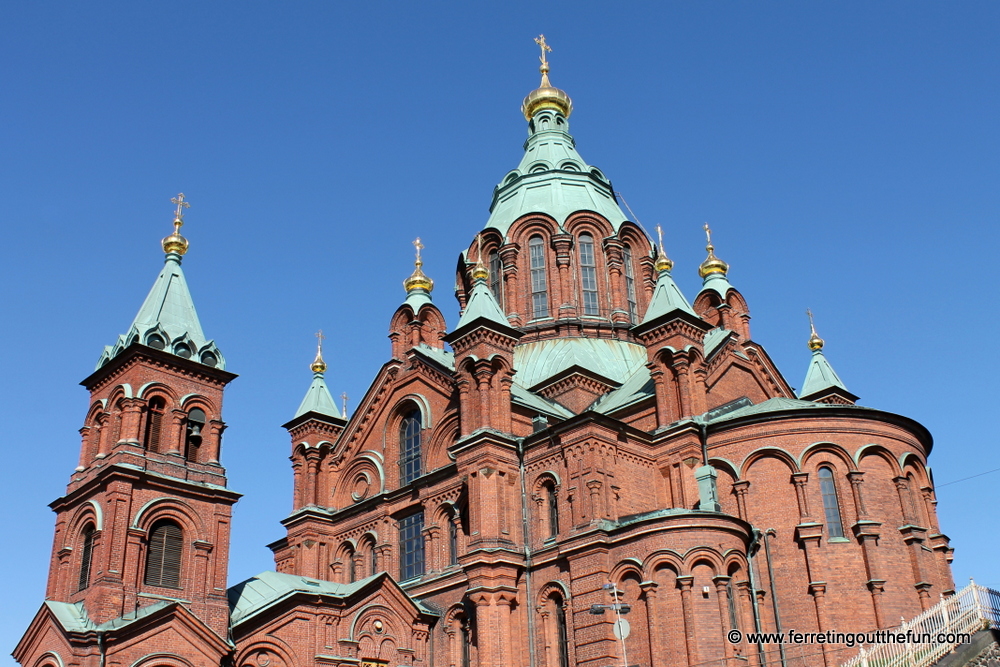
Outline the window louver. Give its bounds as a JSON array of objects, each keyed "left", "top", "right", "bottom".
[
  {"left": 77, "top": 524, "right": 95, "bottom": 591},
  {"left": 144, "top": 521, "right": 182, "bottom": 588}
]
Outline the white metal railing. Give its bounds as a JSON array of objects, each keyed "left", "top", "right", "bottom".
[{"left": 839, "top": 580, "right": 1000, "bottom": 667}]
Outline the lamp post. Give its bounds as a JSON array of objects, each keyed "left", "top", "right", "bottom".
[{"left": 589, "top": 582, "right": 631, "bottom": 667}]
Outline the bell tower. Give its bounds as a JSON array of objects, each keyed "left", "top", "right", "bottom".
[{"left": 16, "top": 196, "right": 239, "bottom": 667}]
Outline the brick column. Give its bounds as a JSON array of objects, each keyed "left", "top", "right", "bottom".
[
  {"left": 733, "top": 480, "right": 750, "bottom": 521},
  {"left": 677, "top": 576, "right": 696, "bottom": 665},
  {"left": 809, "top": 582, "right": 832, "bottom": 667},
  {"left": 640, "top": 581, "right": 663, "bottom": 667},
  {"left": 499, "top": 243, "right": 521, "bottom": 327},
  {"left": 791, "top": 472, "right": 812, "bottom": 520},
  {"left": 551, "top": 234, "right": 575, "bottom": 319},
  {"left": 714, "top": 575, "right": 736, "bottom": 663},
  {"left": 735, "top": 581, "right": 761, "bottom": 666},
  {"left": 847, "top": 471, "right": 869, "bottom": 519}
]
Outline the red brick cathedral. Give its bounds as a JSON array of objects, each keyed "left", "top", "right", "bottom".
[{"left": 16, "top": 49, "right": 954, "bottom": 667}]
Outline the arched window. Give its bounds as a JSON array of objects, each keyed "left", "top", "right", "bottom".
[
  {"left": 144, "top": 520, "right": 182, "bottom": 588},
  {"left": 818, "top": 467, "right": 844, "bottom": 538},
  {"left": 552, "top": 592, "right": 570, "bottom": 667},
  {"left": 78, "top": 524, "right": 96, "bottom": 591},
  {"left": 529, "top": 236, "right": 549, "bottom": 319},
  {"left": 144, "top": 397, "right": 165, "bottom": 452},
  {"left": 399, "top": 410, "right": 422, "bottom": 486},
  {"left": 371, "top": 545, "right": 379, "bottom": 575},
  {"left": 489, "top": 250, "right": 502, "bottom": 302},
  {"left": 185, "top": 408, "right": 205, "bottom": 462},
  {"left": 460, "top": 617, "right": 472, "bottom": 667},
  {"left": 449, "top": 511, "right": 460, "bottom": 566},
  {"left": 545, "top": 482, "right": 559, "bottom": 538},
  {"left": 346, "top": 548, "right": 357, "bottom": 583},
  {"left": 578, "top": 233, "right": 599, "bottom": 316},
  {"left": 623, "top": 244, "right": 638, "bottom": 323}
]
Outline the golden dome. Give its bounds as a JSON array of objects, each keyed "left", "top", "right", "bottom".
[
  {"left": 521, "top": 35, "right": 573, "bottom": 120},
  {"left": 698, "top": 223, "right": 729, "bottom": 279},
  {"left": 162, "top": 217, "right": 189, "bottom": 255},
  {"left": 807, "top": 309, "right": 825, "bottom": 351},
  {"left": 471, "top": 261, "right": 489, "bottom": 282},
  {"left": 310, "top": 352, "right": 327, "bottom": 374},
  {"left": 654, "top": 225, "right": 673, "bottom": 272},
  {"left": 404, "top": 237, "right": 434, "bottom": 293}
]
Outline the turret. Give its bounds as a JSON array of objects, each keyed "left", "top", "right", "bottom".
[
  {"left": 693, "top": 224, "right": 752, "bottom": 340},
  {"left": 389, "top": 238, "right": 447, "bottom": 359},
  {"left": 798, "top": 310, "right": 858, "bottom": 404}
]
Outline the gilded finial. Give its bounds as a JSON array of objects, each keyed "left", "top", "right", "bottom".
[
  {"left": 341, "top": 392, "right": 348, "bottom": 419},
  {"left": 522, "top": 34, "right": 573, "bottom": 120},
  {"left": 698, "top": 222, "right": 729, "bottom": 279},
  {"left": 162, "top": 193, "right": 190, "bottom": 255},
  {"left": 403, "top": 237, "right": 435, "bottom": 293},
  {"left": 654, "top": 224, "right": 674, "bottom": 272},
  {"left": 311, "top": 330, "right": 328, "bottom": 374},
  {"left": 471, "top": 234, "right": 489, "bottom": 282},
  {"left": 806, "top": 309, "right": 825, "bottom": 351}
]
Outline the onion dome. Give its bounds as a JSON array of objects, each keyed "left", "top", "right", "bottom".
[
  {"left": 403, "top": 237, "right": 434, "bottom": 293},
  {"left": 162, "top": 193, "right": 190, "bottom": 256},
  {"left": 654, "top": 224, "right": 674, "bottom": 273},
  {"left": 521, "top": 35, "right": 573, "bottom": 120},
  {"left": 698, "top": 223, "right": 729, "bottom": 279},
  {"left": 807, "top": 309, "right": 825, "bottom": 351}
]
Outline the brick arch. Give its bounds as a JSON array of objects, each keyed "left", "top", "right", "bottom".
[
  {"left": 645, "top": 550, "right": 684, "bottom": 575},
  {"left": 31, "top": 652, "right": 64, "bottom": 667},
  {"left": 130, "top": 655, "right": 196, "bottom": 667},
  {"left": 427, "top": 411, "right": 459, "bottom": 466},
  {"left": 899, "top": 452, "right": 929, "bottom": 482},
  {"left": 131, "top": 496, "right": 206, "bottom": 538},
  {"left": 564, "top": 211, "right": 615, "bottom": 239},
  {"left": 348, "top": 603, "right": 405, "bottom": 641},
  {"left": 800, "top": 442, "right": 857, "bottom": 472},
  {"left": 136, "top": 382, "right": 177, "bottom": 401},
  {"left": 333, "top": 454, "right": 384, "bottom": 506},
  {"left": 611, "top": 558, "right": 646, "bottom": 584},
  {"left": 531, "top": 470, "right": 562, "bottom": 497},
  {"left": 505, "top": 214, "right": 559, "bottom": 246},
  {"left": 234, "top": 638, "right": 297, "bottom": 667},
  {"left": 855, "top": 443, "right": 903, "bottom": 477},
  {"left": 178, "top": 393, "right": 219, "bottom": 418},
  {"left": 683, "top": 547, "right": 725, "bottom": 576},
  {"left": 536, "top": 580, "right": 572, "bottom": 606},
  {"left": 740, "top": 446, "right": 800, "bottom": 477}
]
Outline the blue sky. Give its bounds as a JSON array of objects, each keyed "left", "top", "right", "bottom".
[{"left": 2, "top": 3, "right": 998, "bottom": 660}]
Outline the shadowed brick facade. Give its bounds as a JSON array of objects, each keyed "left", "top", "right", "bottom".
[{"left": 15, "top": 60, "right": 954, "bottom": 667}]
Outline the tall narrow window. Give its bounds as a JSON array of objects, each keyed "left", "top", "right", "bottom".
[
  {"left": 578, "top": 233, "right": 599, "bottom": 316},
  {"left": 818, "top": 467, "right": 844, "bottom": 538},
  {"left": 78, "top": 524, "right": 96, "bottom": 591},
  {"left": 144, "top": 520, "right": 182, "bottom": 588},
  {"left": 623, "top": 244, "right": 638, "bottom": 323},
  {"left": 347, "top": 549, "right": 357, "bottom": 583},
  {"left": 185, "top": 408, "right": 205, "bottom": 462},
  {"left": 545, "top": 483, "right": 559, "bottom": 538},
  {"left": 529, "top": 236, "right": 549, "bottom": 319},
  {"left": 489, "top": 250, "right": 502, "bottom": 302},
  {"left": 553, "top": 593, "right": 570, "bottom": 667},
  {"left": 399, "top": 410, "right": 422, "bottom": 486},
  {"left": 449, "top": 514, "right": 459, "bottom": 566},
  {"left": 399, "top": 511, "right": 425, "bottom": 581},
  {"left": 371, "top": 546, "right": 379, "bottom": 575},
  {"left": 460, "top": 618, "right": 472, "bottom": 667},
  {"left": 144, "top": 397, "right": 165, "bottom": 452}
]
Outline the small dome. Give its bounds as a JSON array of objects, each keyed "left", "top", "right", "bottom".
[
  {"left": 698, "top": 224, "right": 729, "bottom": 279},
  {"left": 162, "top": 217, "right": 189, "bottom": 255}
]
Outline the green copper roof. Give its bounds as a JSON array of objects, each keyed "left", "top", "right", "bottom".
[
  {"left": 699, "top": 271, "right": 735, "bottom": 299},
  {"left": 484, "top": 109, "right": 628, "bottom": 237},
  {"left": 97, "top": 252, "right": 224, "bottom": 370},
  {"left": 404, "top": 287, "right": 434, "bottom": 311},
  {"left": 229, "top": 571, "right": 376, "bottom": 627},
  {"left": 455, "top": 278, "right": 509, "bottom": 330},
  {"left": 513, "top": 337, "right": 647, "bottom": 390},
  {"left": 799, "top": 349, "right": 851, "bottom": 399},
  {"left": 294, "top": 370, "right": 342, "bottom": 420},
  {"left": 642, "top": 269, "right": 696, "bottom": 322}
]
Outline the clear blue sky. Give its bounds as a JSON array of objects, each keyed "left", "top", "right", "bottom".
[{"left": 3, "top": 3, "right": 998, "bottom": 660}]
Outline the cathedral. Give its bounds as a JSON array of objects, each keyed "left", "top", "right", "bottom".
[{"left": 14, "top": 42, "right": 954, "bottom": 667}]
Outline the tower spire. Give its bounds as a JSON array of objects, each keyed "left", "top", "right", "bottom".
[
  {"left": 162, "top": 193, "right": 190, "bottom": 256},
  {"left": 799, "top": 310, "right": 857, "bottom": 404},
  {"left": 293, "top": 332, "right": 342, "bottom": 420}
]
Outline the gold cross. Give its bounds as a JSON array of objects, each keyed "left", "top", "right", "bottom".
[
  {"left": 535, "top": 34, "right": 552, "bottom": 67},
  {"left": 703, "top": 222, "right": 713, "bottom": 246},
  {"left": 806, "top": 309, "right": 817, "bottom": 335},
  {"left": 171, "top": 193, "right": 190, "bottom": 221},
  {"left": 656, "top": 224, "right": 665, "bottom": 254},
  {"left": 341, "top": 392, "right": 348, "bottom": 417},
  {"left": 413, "top": 237, "right": 424, "bottom": 263},
  {"left": 315, "top": 329, "right": 325, "bottom": 354}
]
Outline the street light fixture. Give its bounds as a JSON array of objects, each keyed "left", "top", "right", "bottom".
[{"left": 588, "top": 582, "right": 631, "bottom": 667}]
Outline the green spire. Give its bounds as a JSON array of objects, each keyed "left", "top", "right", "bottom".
[
  {"left": 293, "top": 332, "right": 342, "bottom": 420},
  {"left": 641, "top": 236, "right": 696, "bottom": 323},
  {"left": 96, "top": 195, "right": 223, "bottom": 370},
  {"left": 484, "top": 46, "right": 628, "bottom": 238},
  {"left": 798, "top": 312, "right": 854, "bottom": 401},
  {"left": 455, "top": 255, "right": 508, "bottom": 330}
]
